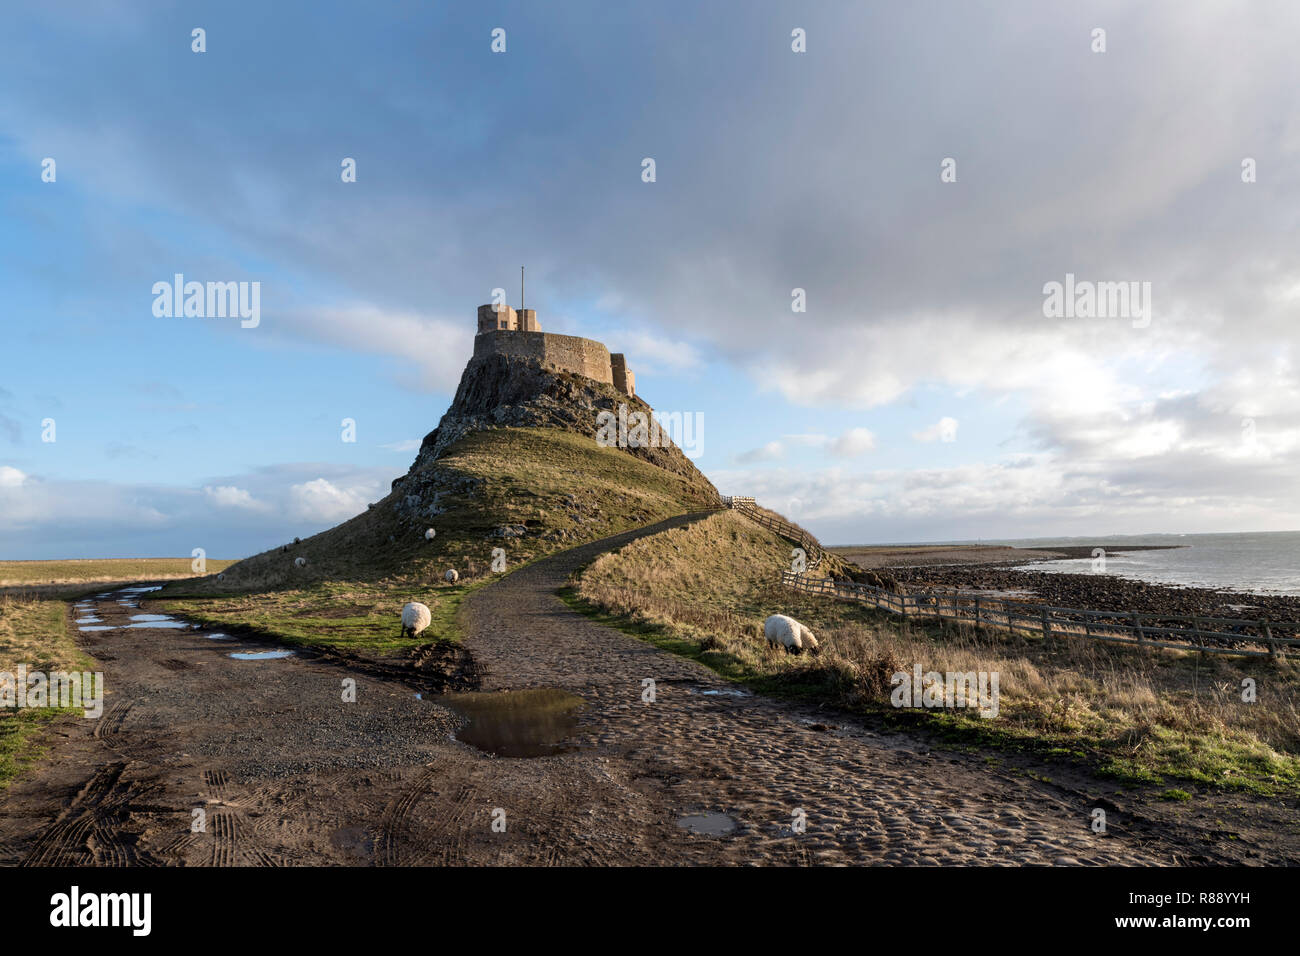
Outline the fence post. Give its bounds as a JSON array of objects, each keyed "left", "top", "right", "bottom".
[
  {"left": 1041, "top": 608, "right": 1050, "bottom": 642},
  {"left": 973, "top": 596, "right": 981, "bottom": 631},
  {"left": 1132, "top": 611, "right": 1144, "bottom": 646},
  {"left": 1262, "top": 619, "right": 1276, "bottom": 661}
]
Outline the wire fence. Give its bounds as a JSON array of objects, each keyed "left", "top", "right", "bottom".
[{"left": 780, "top": 570, "right": 1297, "bottom": 661}]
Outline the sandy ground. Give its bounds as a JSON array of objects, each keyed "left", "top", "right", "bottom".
[
  {"left": 832, "top": 545, "right": 1066, "bottom": 569},
  {"left": 0, "top": 516, "right": 1292, "bottom": 865},
  {"left": 830, "top": 544, "right": 1180, "bottom": 570}
]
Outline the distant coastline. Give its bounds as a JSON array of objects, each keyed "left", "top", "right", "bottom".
[{"left": 830, "top": 534, "right": 1300, "bottom": 618}]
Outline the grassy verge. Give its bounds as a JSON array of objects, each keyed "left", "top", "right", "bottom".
[
  {"left": 0, "top": 557, "right": 235, "bottom": 591},
  {"left": 161, "top": 577, "right": 488, "bottom": 656},
  {"left": 568, "top": 511, "right": 1300, "bottom": 796},
  {"left": 0, "top": 594, "right": 95, "bottom": 788}
]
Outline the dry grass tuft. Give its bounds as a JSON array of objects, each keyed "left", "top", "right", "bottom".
[{"left": 575, "top": 512, "right": 1300, "bottom": 793}]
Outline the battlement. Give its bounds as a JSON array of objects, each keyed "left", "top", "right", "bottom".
[{"left": 474, "top": 303, "right": 634, "bottom": 395}]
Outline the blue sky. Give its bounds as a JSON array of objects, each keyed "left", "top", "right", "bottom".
[{"left": 2, "top": 1, "right": 1299, "bottom": 558}]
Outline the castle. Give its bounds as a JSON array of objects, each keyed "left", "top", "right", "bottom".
[{"left": 474, "top": 303, "right": 635, "bottom": 397}]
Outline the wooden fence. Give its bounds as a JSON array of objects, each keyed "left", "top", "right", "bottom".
[
  {"left": 780, "top": 571, "right": 1298, "bottom": 661},
  {"left": 729, "top": 498, "right": 825, "bottom": 570}
]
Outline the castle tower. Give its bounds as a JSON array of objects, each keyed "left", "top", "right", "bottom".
[
  {"left": 477, "top": 303, "right": 518, "bottom": 334},
  {"left": 517, "top": 308, "right": 540, "bottom": 332},
  {"left": 611, "top": 353, "right": 635, "bottom": 397}
]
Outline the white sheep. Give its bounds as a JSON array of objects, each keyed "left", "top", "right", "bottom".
[
  {"left": 763, "top": 614, "right": 820, "bottom": 655},
  {"left": 294, "top": 556, "right": 307, "bottom": 568},
  {"left": 444, "top": 569, "right": 459, "bottom": 584},
  {"left": 425, "top": 528, "right": 436, "bottom": 541},
  {"left": 401, "top": 601, "right": 432, "bottom": 638}
]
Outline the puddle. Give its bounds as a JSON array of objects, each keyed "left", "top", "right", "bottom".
[
  {"left": 691, "top": 687, "right": 752, "bottom": 698},
  {"left": 78, "top": 625, "right": 115, "bottom": 632},
  {"left": 676, "top": 812, "right": 738, "bottom": 836},
  {"left": 130, "top": 614, "right": 172, "bottom": 622},
  {"left": 329, "top": 826, "right": 375, "bottom": 859},
  {"left": 75, "top": 617, "right": 103, "bottom": 625},
  {"left": 414, "top": 693, "right": 423, "bottom": 700},
  {"left": 205, "top": 633, "right": 232, "bottom": 640},
  {"left": 125, "top": 620, "right": 189, "bottom": 629},
  {"left": 442, "top": 688, "right": 585, "bottom": 758},
  {"left": 121, "top": 586, "right": 162, "bottom": 593},
  {"left": 229, "top": 649, "right": 296, "bottom": 660}
]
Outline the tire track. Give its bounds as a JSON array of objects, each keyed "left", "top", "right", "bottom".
[
  {"left": 21, "top": 762, "right": 139, "bottom": 866},
  {"left": 93, "top": 700, "right": 133, "bottom": 739},
  {"left": 377, "top": 766, "right": 439, "bottom": 866}
]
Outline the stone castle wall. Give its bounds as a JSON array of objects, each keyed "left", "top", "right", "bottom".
[
  {"left": 474, "top": 330, "right": 613, "bottom": 386},
  {"left": 610, "top": 353, "right": 635, "bottom": 397}
]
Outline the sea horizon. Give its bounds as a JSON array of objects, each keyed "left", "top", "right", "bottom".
[{"left": 833, "top": 529, "right": 1300, "bottom": 597}]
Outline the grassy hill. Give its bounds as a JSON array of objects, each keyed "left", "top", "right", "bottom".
[
  {"left": 160, "top": 426, "right": 720, "bottom": 656},
  {"left": 569, "top": 510, "right": 1300, "bottom": 796}
]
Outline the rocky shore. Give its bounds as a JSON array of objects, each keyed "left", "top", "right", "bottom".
[{"left": 891, "top": 556, "right": 1300, "bottom": 624}]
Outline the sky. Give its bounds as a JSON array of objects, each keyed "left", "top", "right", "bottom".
[{"left": 1, "top": 0, "right": 1298, "bottom": 559}]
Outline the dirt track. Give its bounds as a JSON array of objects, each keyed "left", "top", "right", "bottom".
[{"left": 0, "top": 515, "right": 1286, "bottom": 865}]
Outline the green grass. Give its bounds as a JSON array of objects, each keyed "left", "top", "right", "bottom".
[
  {"left": 0, "top": 709, "right": 68, "bottom": 788},
  {"left": 569, "top": 511, "right": 1300, "bottom": 797},
  {"left": 0, "top": 594, "right": 96, "bottom": 788},
  {"left": 161, "top": 427, "right": 719, "bottom": 655},
  {"left": 161, "top": 577, "right": 489, "bottom": 656}
]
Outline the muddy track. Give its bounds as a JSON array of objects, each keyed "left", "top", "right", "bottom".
[{"left": 0, "top": 515, "right": 1292, "bottom": 866}]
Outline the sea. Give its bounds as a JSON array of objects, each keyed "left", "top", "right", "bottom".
[{"left": 981, "top": 531, "right": 1300, "bottom": 597}]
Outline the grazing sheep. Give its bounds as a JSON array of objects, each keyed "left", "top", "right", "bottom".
[
  {"left": 425, "top": 528, "right": 436, "bottom": 541},
  {"left": 294, "top": 556, "right": 307, "bottom": 568},
  {"left": 401, "top": 601, "right": 432, "bottom": 638},
  {"left": 444, "top": 569, "right": 459, "bottom": 584},
  {"left": 763, "top": 614, "right": 820, "bottom": 655}
]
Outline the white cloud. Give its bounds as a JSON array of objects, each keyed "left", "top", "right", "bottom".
[
  {"left": 913, "top": 417, "right": 959, "bottom": 444},
  {"left": 381, "top": 439, "right": 421, "bottom": 452},
  {"left": 755, "top": 429, "right": 877, "bottom": 459},
  {"left": 0, "top": 461, "right": 402, "bottom": 559},
  {"left": 827, "top": 427, "right": 876, "bottom": 458},
  {"left": 287, "top": 477, "right": 375, "bottom": 523},
  {"left": 612, "top": 329, "right": 704, "bottom": 375},
  {"left": 203, "top": 484, "right": 267, "bottom": 511},
  {"left": 276, "top": 305, "right": 472, "bottom": 393},
  {"left": 733, "top": 441, "right": 785, "bottom": 464}
]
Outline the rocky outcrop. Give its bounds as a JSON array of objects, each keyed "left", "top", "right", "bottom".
[{"left": 396, "top": 351, "right": 719, "bottom": 500}]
